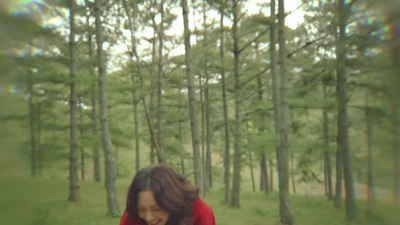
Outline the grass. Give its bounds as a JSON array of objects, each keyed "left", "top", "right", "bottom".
[{"left": 1, "top": 175, "right": 399, "bottom": 225}]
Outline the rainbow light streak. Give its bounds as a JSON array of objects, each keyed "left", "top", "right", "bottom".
[
  {"left": 348, "top": 3, "right": 389, "bottom": 40},
  {"left": 7, "top": 85, "right": 19, "bottom": 94}
]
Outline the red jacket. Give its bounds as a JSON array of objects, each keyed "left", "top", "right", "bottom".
[{"left": 119, "top": 198, "right": 215, "bottom": 225}]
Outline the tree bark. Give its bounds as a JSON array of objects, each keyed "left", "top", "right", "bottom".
[
  {"left": 230, "top": 0, "right": 242, "bottom": 208},
  {"left": 365, "top": 89, "right": 374, "bottom": 203},
  {"left": 270, "top": 0, "right": 279, "bottom": 195},
  {"left": 157, "top": 0, "right": 165, "bottom": 164},
  {"left": 323, "top": 79, "right": 333, "bottom": 200},
  {"left": 79, "top": 97, "right": 85, "bottom": 180},
  {"left": 269, "top": 159, "right": 274, "bottom": 191},
  {"left": 277, "top": 0, "right": 294, "bottom": 223},
  {"left": 220, "top": 3, "right": 231, "bottom": 205},
  {"left": 68, "top": 0, "right": 80, "bottom": 202},
  {"left": 122, "top": 0, "right": 141, "bottom": 172},
  {"left": 249, "top": 147, "right": 256, "bottom": 192},
  {"left": 290, "top": 155, "right": 296, "bottom": 194},
  {"left": 393, "top": 104, "right": 399, "bottom": 205},
  {"left": 336, "top": 0, "right": 356, "bottom": 220},
  {"left": 84, "top": 8, "right": 101, "bottom": 182},
  {"left": 94, "top": 0, "right": 120, "bottom": 215},
  {"left": 37, "top": 102, "right": 42, "bottom": 177},
  {"left": 28, "top": 65, "right": 36, "bottom": 178},
  {"left": 182, "top": 0, "right": 203, "bottom": 195}
]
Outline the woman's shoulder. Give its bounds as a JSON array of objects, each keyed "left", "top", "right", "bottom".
[
  {"left": 192, "top": 198, "right": 215, "bottom": 225},
  {"left": 119, "top": 211, "right": 144, "bottom": 225}
]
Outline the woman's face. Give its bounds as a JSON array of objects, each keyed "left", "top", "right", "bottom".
[{"left": 137, "top": 189, "right": 170, "bottom": 225}]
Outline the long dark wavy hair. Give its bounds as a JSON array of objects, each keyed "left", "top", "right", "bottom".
[{"left": 125, "top": 164, "right": 199, "bottom": 225}]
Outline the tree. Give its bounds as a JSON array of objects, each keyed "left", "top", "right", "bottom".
[
  {"left": 68, "top": 0, "right": 80, "bottom": 202},
  {"left": 94, "top": 0, "right": 120, "bottom": 215},
  {"left": 182, "top": 0, "right": 203, "bottom": 195},
  {"left": 84, "top": 1, "right": 101, "bottom": 182},
  {"left": 335, "top": 0, "right": 356, "bottom": 220},
  {"left": 230, "top": 0, "right": 243, "bottom": 208},
  {"left": 276, "top": 0, "right": 294, "bottom": 223},
  {"left": 219, "top": 0, "right": 231, "bottom": 204}
]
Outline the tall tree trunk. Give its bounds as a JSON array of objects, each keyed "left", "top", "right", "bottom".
[
  {"left": 203, "top": 0, "right": 212, "bottom": 191},
  {"left": 182, "top": 0, "right": 203, "bottom": 195},
  {"left": 269, "top": 159, "right": 274, "bottom": 191},
  {"left": 220, "top": 2, "right": 231, "bottom": 205},
  {"left": 249, "top": 147, "right": 256, "bottom": 192},
  {"left": 179, "top": 120, "right": 186, "bottom": 176},
  {"left": 270, "top": 0, "right": 279, "bottom": 195},
  {"left": 260, "top": 153, "right": 269, "bottom": 192},
  {"left": 323, "top": 78, "right": 333, "bottom": 200},
  {"left": 150, "top": 24, "right": 156, "bottom": 164},
  {"left": 79, "top": 97, "right": 85, "bottom": 180},
  {"left": 336, "top": 0, "right": 356, "bottom": 220},
  {"left": 277, "top": 0, "right": 294, "bottom": 223},
  {"left": 393, "top": 104, "right": 399, "bottom": 205},
  {"left": 85, "top": 7, "right": 101, "bottom": 182},
  {"left": 334, "top": 139, "right": 343, "bottom": 208},
  {"left": 68, "top": 0, "right": 80, "bottom": 202},
  {"left": 290, "top": 154, "right": 296, "bottom": 194},
  {"left": 122, "top": 0, "right": 140, "bottom": 171},
  {"left": 124, "top": 0, "right": 163, "bottom": 164},
  {"left": 37, "top": 101, "right": 42, "bottom": 177},
  {"left": 28, "top": 66, "right": 36, "bottom": 177},
  {"left": 199, "top": 74, "right": 207, "bottom": 194},
  {"left": 157, "top": 0, "right": 165, "bottom": 163},
  {"left": 94, "top": 0, "right": 120, "bottom": 215},
  {"left": 365, "top": 89, "right": 374, "bottom": 203},
  {"left": 230, "top": 0, "right": 242, "bottom": 208}
]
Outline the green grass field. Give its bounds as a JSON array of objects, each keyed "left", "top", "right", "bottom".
[{"left": 1, "top": 174, "right": 399, "bottom": 225}]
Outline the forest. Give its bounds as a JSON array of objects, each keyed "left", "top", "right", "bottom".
[{"left": 0, "top": 0, "right": 399, "bottom": 225}]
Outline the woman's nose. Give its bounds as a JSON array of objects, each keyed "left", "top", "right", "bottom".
[{"left": 145, "top": 211, "right": 154, "bottom": 221}]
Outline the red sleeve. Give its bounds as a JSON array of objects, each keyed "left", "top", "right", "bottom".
[
  {"left": 192, "top": 198, "right": 216, "bottom": 225},
  {"left": 120, "top": 211, "right": 143, "bottom": 225}
]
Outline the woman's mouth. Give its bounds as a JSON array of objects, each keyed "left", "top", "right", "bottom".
[{"left": 148, "top": 220, "right": 160, "bottom": 225}]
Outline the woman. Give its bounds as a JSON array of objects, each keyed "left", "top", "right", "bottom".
[{"left": 119, "top": 164, "right": 215, "bottom": 225}]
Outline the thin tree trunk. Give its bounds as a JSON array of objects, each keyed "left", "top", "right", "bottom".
[
  {"left": 150, "top": 24, "right": 156, "bottom": 164},
  {"left": 182, "top": 0, "right": 203, "bottom": 196},
  {"left": 220, "top": 3, "right": 231, "bottom": 205},
  {"left": 333, "top": 27, "right": 343, "bottom": 210},
  {"left": 68, "top": 0, "right": 80, "bottom": 202},
  {"left": 249, "top": 147, "right": 256, "bottom": 192},
  {"left": 203, "top": 0, "right": 213, "bottom": 191},
  {"left": 28, "top": 67, "right": 36, "bottom": 177},
  {"left": 79, "top": 97, "right": 85, "bottom": 180},
  {"left": 269, "top": 159, "right": 274, "bottom": 191},
  {"left": 323, "top": 79, "right": 333, "bottom": 200},
  {"left": 336, "top": 0, "right": 356, "bottom": 220},
  {"left": 270, "top": 0, "right": 279, "bottom": 196},
  {"left": 277, "top": 0, "right": 294, "bottom": 223},
  {"left": 199, "top": 74, "right": 207, "bottom": 194},
  {"left": 365, "top": 89, "right": 374, "bottom": 203},
  {"left": 290, "top": 154, "right": 296, "bottom": 194},
  {"left": 393, "top": 104, "right": 399, "bottom": 205},
  {"left": 85, "top": 6, "right": 101, "bottom": 182},
  {"left": 123, "top": 0, "right": 163, "bottom": 164},
  {"left": 37, "top": 101, "right": 42, "bottom": 177},
  {"left": 122, "top": 0, "right": 140, "bottom": 171},
  {"left": 157, "top": 0, "right": 165, "bottom": 164},
  {"left": 179, "top": 120, "right": 186, "bottom": 176},
  {"left": 260, "top": 153, "right": 269, "bottom": 192},
  {"left": 230, "top": 0, "right": 242, "bottom": 208},
  {"left": 94, "top": 0, "right": 120, "bottom": 215},
  {"left": 334, "top": 140, "right": 343, "bottom": 208}
]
